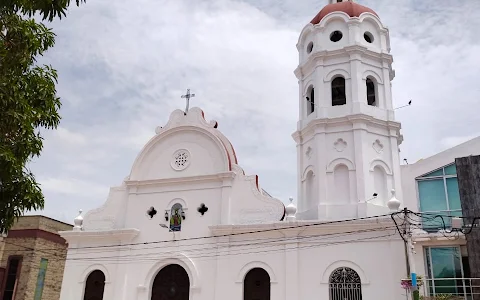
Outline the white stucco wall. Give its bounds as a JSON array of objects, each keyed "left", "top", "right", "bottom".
[{"left": 60, "top": 220, "right": 407, "bottom": 300}]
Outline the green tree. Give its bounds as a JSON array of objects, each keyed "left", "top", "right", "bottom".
[{"left": 0, "top": 0, "right": 85, "bottom": 232}]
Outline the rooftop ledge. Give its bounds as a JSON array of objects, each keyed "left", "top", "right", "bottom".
[
  {"left": 412, "top": 229, "right": 466, "bottom": 242},
  {"left": 209, "top": 216, "right": 396, "bottom": 235},
  {"left": 59, "top": 228, "right": 140, "bottom": 243}
]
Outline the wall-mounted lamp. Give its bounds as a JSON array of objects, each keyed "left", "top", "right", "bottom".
[
  {"left": 181, "top": 210, "right": 186, "bottom": 220},
  {"left": 363, "top": 193, "right": 378, "bottom": 203},
  {"left": 164, "top": 211, "right": 169, "bottom": 221}
]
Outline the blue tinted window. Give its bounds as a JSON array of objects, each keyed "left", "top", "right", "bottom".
[
  {"left": 444, "top": 164, "right": 457, "bottom": 176},
  {"left": 425, "top": 247, "right": 463, "bottom": 295},
  {"left": 422, "top": 169, "right": 444, "bottom": 177},
  {"left": 418, "top": 179, "right": 447, "bottom": 212},
  {"left": 416, "top": 163, "right": 462, "bottom": 231}
]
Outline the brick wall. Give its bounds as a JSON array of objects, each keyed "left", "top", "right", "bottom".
[
  {"left": 10, "top": 215, "right": 72, "bottom": 233},
  {"left": 0, "top": 215, "right": 72, "bottom": 300},
  {"left": 0, "top": 235, "right": 5, "bottom": 256}
]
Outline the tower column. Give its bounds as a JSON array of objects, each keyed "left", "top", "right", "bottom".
[
  {"left": 352, "top": 121, "right": 367, "bottom": 205},
  {"left": 382, "top": 63, "right": 394, "bottom": 111},
  {"left": 348, "top": 21, "right": 360, "bottom": 44},
  {"left": 348, "top": 51, "right": 363, "bottom": 105},
  {"left": 389, "top": 129, "right": 404, "bottom": 202},
  {"left": 314, "top": 63, "right": 325, "bottom": 117},
  {"left": 298, "top": 79, "right": 304, "bottom": 120},
  {"left": 315, "top": 128, "right": 328, "bottom": 203},
  {"left": 296, "top": 142, "right": 304, "bottom": 211}
]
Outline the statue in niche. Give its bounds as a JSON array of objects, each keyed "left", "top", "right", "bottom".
[{"left": 169, "top": 203, "right": 183, "bottom": 231}]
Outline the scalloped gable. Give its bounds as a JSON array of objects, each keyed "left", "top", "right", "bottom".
[
  {"left": 78, "top": 106, "right": 285, "bottom": 231},
  {"left": 156, "top": 107, "right": 238, "bottom": 166},
  {"left": 229, "top": 165, "right": 285, "bottom": 224},
  {"left": 129, "top": 107, "right": 238, "bottom": 181}
]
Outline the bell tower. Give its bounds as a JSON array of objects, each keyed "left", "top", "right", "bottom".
[{"left": 292, "top": 0, "right": 403, "bottom": 220}]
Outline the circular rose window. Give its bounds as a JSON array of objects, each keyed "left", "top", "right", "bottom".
[{"left": 171, "top": 149, "right": 191, "bottom": 171}]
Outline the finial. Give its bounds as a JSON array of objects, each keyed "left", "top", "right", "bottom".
[
  {"left": 386, "top": 189, "right": 401, "bottom": 212},
  {"left": 73, "top": 209, "right": 84, "bottom": 231},
  {"left": 286, "top": 197, "right": 297, "bottom": 222}
]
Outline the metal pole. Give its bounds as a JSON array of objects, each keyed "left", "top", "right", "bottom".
[{"left": 404, "top": 207, "right": 419, "bottom": 299}]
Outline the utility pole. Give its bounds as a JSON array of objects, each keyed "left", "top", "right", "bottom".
[{"left": 403, "top": 207, "right": 419, "bottom": 300}]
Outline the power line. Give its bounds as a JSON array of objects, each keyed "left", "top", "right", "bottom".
[
  {"left": 64, "top": 212, "right": 393, "bottom": 251},
  {"left": 1, "top": 224, "right": 400, "bottom": 263},
  {"left": 2, "top": 213, "right": 393, "bottom": 253},
  {"left": 66, "top": 226, "right": 399, "bottom": 261},
  {"left": 65, "top": 230, "right": 398, "bottom": 265}
]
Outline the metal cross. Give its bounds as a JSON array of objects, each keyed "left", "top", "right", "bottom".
[{"left": 180, "top": 89, "right": 195, "bottom": 114}]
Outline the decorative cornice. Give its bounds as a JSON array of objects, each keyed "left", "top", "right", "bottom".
[
  {"left": 294, "top": 45, "right": 393, "bottom": 80},
  {"left": 59, "top": 228, "right": 140, "bottom": 244},
  {"left": 125, "top": 172, "right": 236, "bottom": 189},
  {"left": 209, "top": 216, "right": 396, "bottom": 235},
  {"left": 293, "top": 113, "right": 401, "bottom": 139},
  {"left": 412, "top": 231, "right": 466, "bottom": 242}
]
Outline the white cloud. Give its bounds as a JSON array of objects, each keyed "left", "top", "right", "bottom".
[
  {"left": 440, "top": 135, "right": 478, "bottom": 150},
  {"left": 39, "top": 177, "right": 107, "bottom": 198},
  {"left": 27, "top": 0, "right": 480, "bottom": 222},
  {"left": 54, "top": 126, "right": 88, "bottom": 146}
]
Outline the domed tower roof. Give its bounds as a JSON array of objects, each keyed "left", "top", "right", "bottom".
[{"left": 310, "top": 1, "right": 378, "bottom": 25}]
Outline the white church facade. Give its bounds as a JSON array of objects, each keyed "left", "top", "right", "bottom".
[{"left": 57, "top": 1, "right": 479, "bottom": 300}]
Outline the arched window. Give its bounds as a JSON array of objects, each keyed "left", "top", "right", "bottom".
[
  {"left": 329, "top": 267, "right": 362, "bottom": 300},
  {"left": 366, "top": 78, "right": 376, "bottom": 106},
  {"left": 244, "top": 268, "right": 270, "bottom": 300},
  {"left": 83, "top": 270, "right": 105, "bottom": 300},
  {"left": 332, "top": 77, "right": 346, "bottom": 106},
  {"left": 307, "top": 85, "right": 315, "bottom": 115}
]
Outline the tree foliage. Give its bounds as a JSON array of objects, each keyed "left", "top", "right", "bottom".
[{"left": 0, "top": 0, "right": 85, "bottom": 232}]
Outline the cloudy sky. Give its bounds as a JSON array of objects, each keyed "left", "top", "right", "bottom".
[{"left": 28, "top": 0, "right": 480, "bottom": 223}]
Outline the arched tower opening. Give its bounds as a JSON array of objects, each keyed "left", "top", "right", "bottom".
[
  {"left": 366, "top": 77, "right": 377, "bottom": 106},
  {"left": 307, "top": 85, "right": 315, "bottom": 115},
  {"left": 331, "top": 77, "right": 346, "bottom": 106}
]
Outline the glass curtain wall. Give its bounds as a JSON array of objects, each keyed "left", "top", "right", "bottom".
[
  {"left": 416, "top": 164, "right": 462, "bottom": 231},
  {"left": 424, "top": 247, "right": 467, "bottom": 296}
]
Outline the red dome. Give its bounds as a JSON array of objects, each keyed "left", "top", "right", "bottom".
[{"left": 310, "top": 1, "right": 378, "bottom": 25}]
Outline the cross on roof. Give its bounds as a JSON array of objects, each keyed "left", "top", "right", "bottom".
[{"left": 180, "top": 89, "right": 195, "bottom": 114}]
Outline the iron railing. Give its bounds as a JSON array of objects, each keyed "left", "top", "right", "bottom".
[{"left": 421, "top": 278, "right": 480, "bottom": 300}]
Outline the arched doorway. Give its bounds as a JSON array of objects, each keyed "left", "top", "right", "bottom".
[
  {"left": 83, "top": 270, "right": 105, "bottom": 300},
  {"left": 244, "top": 267, "right": 270, "bottom": 300},
  {"left": 151, "top": 264, "right": 190, "bottom": 300}
]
